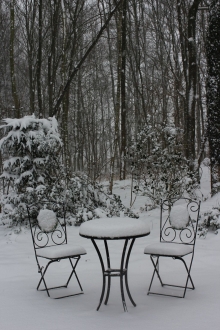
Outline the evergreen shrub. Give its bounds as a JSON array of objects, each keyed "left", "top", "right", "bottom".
[
  {"left": 0, "top": 115, "right": 134, "bottom": 226},
  {"left": 126, "top": 124, "right": 198, "bottom": 207}
]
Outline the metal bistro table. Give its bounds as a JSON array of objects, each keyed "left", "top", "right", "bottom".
[{"left": 79, "top": 217, "right": 150, "bottom": 311}]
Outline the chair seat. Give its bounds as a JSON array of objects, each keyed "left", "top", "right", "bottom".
[
  {"left": 36, "top": 244, "right": 87, "bottom": 259},
  {"left": 144, "top": 242, "right": 193, "bottom": 257}
]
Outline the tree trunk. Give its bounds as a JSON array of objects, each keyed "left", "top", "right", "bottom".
[
  {"left": 206, "top": 0, "right": 220, "bottom": 195},
  {"left": 10, "top": 0, "right": 20, "bottom": 117},
  {"left": 36, "top": 0, "right": 43, "bottom": 116},
  {"left": 177, "top": 0, "right": 202, "bottom": 165},
  {"left": 187, "top": 0, "right": 202, "bottom": 163},
  {"left": 120, "top": 0, "right": 127, "bottom": 180}
]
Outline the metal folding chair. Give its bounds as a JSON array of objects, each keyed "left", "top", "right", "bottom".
[
  {"left": 144, "top": 198, "right": 200, "bottom": 298},
  {"left": 27, "top": 201, "right": 87, "bottom": 299}
]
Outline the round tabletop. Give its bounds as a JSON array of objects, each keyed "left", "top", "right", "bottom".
[{"left": 79, "top": 217, "right": 151, "bottom": 240}]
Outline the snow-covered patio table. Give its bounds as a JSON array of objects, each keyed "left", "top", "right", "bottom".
[{"left": 79, "top": 217, "right": 150, "bottom": 312}]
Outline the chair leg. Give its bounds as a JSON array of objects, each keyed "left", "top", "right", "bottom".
[
  {"left": 37, "top": 260, "right": 55, "bottom": 297},
  {"left": 148, "top": 256, "right": 164, "bottom": 295},
  {"left": 68, "top": 257, "right": 83, "bottom": 291},
  {"left": 36, "top": 256, "right": 84, "bottom": 299},
  {"left": 162, "top": 257, "right": 195, "bottom": 294},
  {"left": 177, "top": 257, "right": 195, "bottom": 298},
  {"left": 148, "top": 255, "right": 195, "bottom": 298}
]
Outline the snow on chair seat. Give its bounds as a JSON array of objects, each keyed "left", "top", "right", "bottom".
[
  {"left": 36, "top": 244, "right": 87, "bottom": 259},
  {"left": 144, "top": 242, "right": 193, "bottom": 257}
]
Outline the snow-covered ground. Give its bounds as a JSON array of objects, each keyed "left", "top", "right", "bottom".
[{"left": 0, "top": 166, "right": 220, "bottom": 330}]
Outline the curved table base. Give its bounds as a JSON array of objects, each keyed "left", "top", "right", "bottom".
[{"left": 91, "top": 238, "right": 136, "bottom": 312}]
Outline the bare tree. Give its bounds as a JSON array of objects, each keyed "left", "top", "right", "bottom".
[{"left": 9, "top": 0, "right": 20, "bottom": 116}]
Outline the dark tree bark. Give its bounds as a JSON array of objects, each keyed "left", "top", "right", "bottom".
[
  {"left": 24, "top": 0, "right": 37, "bottom": 114},
  {"left": 177, "top": 0, "right": 202, "bottom": 164},
  {"left": 48, "top": 0, "right": 60, "bottom": 117},
  {"left": 187, "top": 0, "right": 202, "bottom": 162},
  {"left": 206, "top": 0, "right": 220, "bottom": 195},
  {"left": 120, "top": 0, "right": 127, "bottom": 180},
  {"left": 36, "top": 0, "right": 43, "bottom": 116},
  {"left": 10, "top": 0, "right": 20, "bottom": 117}
]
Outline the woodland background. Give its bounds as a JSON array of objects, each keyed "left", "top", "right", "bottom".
[{"left": 0, "top": 0, "right": 215, "bottom": 192}]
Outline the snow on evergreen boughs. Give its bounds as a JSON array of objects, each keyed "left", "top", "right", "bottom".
[
  {"left": 0, "top": 115, "right": 66, "bottom": 226},
  {"left": 0, "top": 115, "right": 62, "bottom": 187},
  {"left": 126, "top": 124, "right": 198, "bottom": 207},
  {"left": 198, "top": 207, "right": 220, "bottom": 237},
  {"left": 65, "top": 173, "right": 138, "bottom": 226}
]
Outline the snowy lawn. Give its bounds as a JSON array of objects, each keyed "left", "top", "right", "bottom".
[{"left": 1, "top": 167, "right": 220, "bottom": 330}]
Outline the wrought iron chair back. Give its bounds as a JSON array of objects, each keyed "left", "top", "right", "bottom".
[
  {"left": 160, "top": 198, "right": 200, "bottom": 246},
  {"left": 27, "top": 200, "right": 87, "bottom": 299},
  {"left": 27, "top": 201, "right": 68, "bottom": 252},
  {"left": 144, "top": 197, "right": 201, "bottom": 298}
]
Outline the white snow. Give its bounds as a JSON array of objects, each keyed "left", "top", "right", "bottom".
[
  {"left": 37, "top": 209, "right": 58, "bottom": 233},
  {"left": 169, "top": 205, "right": 189, "bottom": 229},
  {"left": 0, "top": 166, "right": 220, "bottom": 329},
  {"left": 36, "top": 244, "right": 87, "bottom": 259},
  {"left": 79, "top": 217, "right": 150, "bottom": 238},
  {"left": 33, "top": 158, "right": 45, "bottom": 165},
  {"left": 0, "top": 115, "right": 62, "bottom": 153},
  {"left": 93, "top": 208, "right": 108, "bottom": 218},
  {"left": 0, "top": 115, "right": 59, "bottom": 134},
  {"left": 3, "top": 203, "right": 14, "bottom": 212},
  {"left": 3, "top": 157, "right": 21, "bottom": 169},
  {"left": 144, "top": 242, "right": 193, "bottom": 256},
  {"left": 200, "top": 191, "right": 220, "bottom": 213},
  {"left": 35, "top": 185, "right": 46, "bottom": 191}
]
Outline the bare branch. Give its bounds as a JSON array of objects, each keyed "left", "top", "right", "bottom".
[{"left": 52, "top": 0, "right": 123, "bottom": 116}]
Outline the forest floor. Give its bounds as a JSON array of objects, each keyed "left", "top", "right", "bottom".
[{"left": 0, "top": 166, "right": 220, "bottom": 330}]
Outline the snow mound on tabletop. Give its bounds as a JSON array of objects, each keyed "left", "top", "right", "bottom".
[
  {"left": 37, "top": 209, "right": 58, "bottom": 233},
  {"left": 79, "top": 217, "right": 150, "bottom": 238}
]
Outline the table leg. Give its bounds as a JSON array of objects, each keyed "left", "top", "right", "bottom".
[
  {"left": 124, "top": 238, "right": 136, "bottom": 306},
  {"left": 91, "top": 237, "right": 137, "bottom": 311},
  {"left": 104, "top": 240, "right": 111, "bottom": 305},
  {"left": 91, "top": 239, "right": 106, "bottom": 311},
  {"left": 120, "top": 239, "right": 128, "bottom": 311}
]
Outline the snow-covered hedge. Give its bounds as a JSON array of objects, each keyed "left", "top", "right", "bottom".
[
  {"left": 126, "top": 124, "right": 199, "bottom": 206},
  {"left": 198, "top": 207, "right": 220, "bottom": 237},
  {"left": 65, "top": 174, "right": 138, "bottom": 225}
]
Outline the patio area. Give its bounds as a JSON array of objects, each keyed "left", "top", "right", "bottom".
[{"left": 0, "top": 204, "right": 219, "bottom": 330}]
